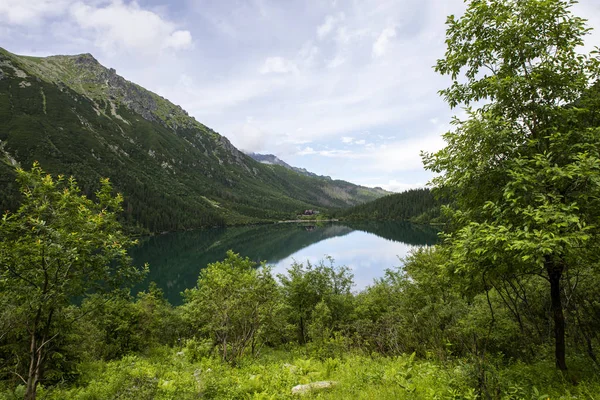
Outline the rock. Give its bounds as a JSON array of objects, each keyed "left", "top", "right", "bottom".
[
  {"left": 291, "top": 381, "right": 337, "bottom": 395},
  {"left": 74, "top": 53, "right": 100, "bottom": 67},
  {"left": 218, "top": 136, "right": 252, "bottom": 171}
]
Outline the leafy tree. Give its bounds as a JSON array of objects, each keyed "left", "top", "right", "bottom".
[
  {"left": 425, "top": 0, "right": 600, "bottom": 370},
  {"left": 182, "top": 251, "right": 281, "bottom": 363},
  {"left": 354, "top": 248, "right": 468, "bottom": 357},
  {"left": 278, "top": 258, "right": 354, "bottom": 344},
  {"left": 75, "top": 284, "right": 179, "bottom": 361},
  {"left": 0, "top": 163, "right": 145, "bottom": 399},
  {"left": 308, "top": 301, "right": 333, "bottom": 346}
]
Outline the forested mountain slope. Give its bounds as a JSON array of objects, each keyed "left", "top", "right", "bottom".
[
  {"left": 337, "top": 188, "right": 441, "bottom": 222},
  {"left": 0, "top": 48, "right": 386, "bottom": 232}
]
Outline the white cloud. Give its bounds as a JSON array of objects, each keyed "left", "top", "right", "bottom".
[
  {"left": 319, "top": 149, "right": 353, "bottom": 157},
  {"left": 298, "top": 148, "right": 353, "bottom": 158},
  {"left": 326, "top": 54, "right": 346, "bottom": 69},
  {"left": 69, "top": 0, "right": 192, "bottom": 54},
  {"left": 296, "top": 131, "right": 445, "bottom": 174},
  {"left": 298, "top": 146, "right": 316, "bottom": 155},
  {"left": 317, "top": 15, "right": 336, "bottom": 38},
  {"left": 341, "top": 138, "right": 366, "bottom": 146},
  {"left": 164, "top": 30, "right": 193, "bottom": 50},
  {"left": 298, "top": 42, "right": 319, "bottom": 67},
  {"left": 259, "top": 56, "right": 298, "bottom": 74},
  {"left": 0, "top": 0, "right": 71, "bottom": 26},
  {"left": 156, "top": 74, "right": 288, "bottom": 122},
  {"left": 374, "top": 180, "right": 426, "bottom": 192},
  {"left": 372, "top": 26, "right": 397, "bottom": 58},
  {"left": 236, "top": 120, "right": 269, "bottom": 152},
  {"left": 317, "top": 13, "right": 344, "bottom": 39},
  {"left": 365, "top": 134, "right": 446, "bottom": 172},
  {"left": 334, "top": 26, "right": 369, "bottom": 46}
]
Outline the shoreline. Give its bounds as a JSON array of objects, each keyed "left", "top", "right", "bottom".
[{"left": 276, "top": 219, "right": 340, "bottom": 223}]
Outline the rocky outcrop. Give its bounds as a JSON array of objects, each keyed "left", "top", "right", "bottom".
[
  {"left": 218, "top": 136, "right": 255, "bottom": 172},
  {"left": 9, "top": 51, "right": 205, "bottom": 134},
  {"left": 65, "top": 54, "right": 160, "bottom": 123},
  {"left": 291, "top": 381, "right": 337, "bottom": 395}
]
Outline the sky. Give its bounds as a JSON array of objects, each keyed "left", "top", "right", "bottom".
[{"left": 1, "top": 0, "right": 599, "bottom": 192}]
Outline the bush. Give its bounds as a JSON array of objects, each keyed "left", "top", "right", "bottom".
[{"left": 182, "top": 251, "right": 282, "bottom": 363}]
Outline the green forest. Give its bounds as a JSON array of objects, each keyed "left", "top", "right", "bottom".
[
  {"left": 2, "top": 0, "right": 600, "bottom": 399},
  {"left": 336, "top": 188, "right": 444, "bottom": 223}
]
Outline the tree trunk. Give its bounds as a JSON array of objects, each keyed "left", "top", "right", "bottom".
[
  {"left": 222, "top": 335, "right": 228, "bottom": 362},
  {"left": 25, "top": 332, "right": 41, "bottom": 400},
  {"left": 546, "top": 258, "right": 567, "bottom": 371},
  {"left": 299, "top": 316, "right": 305, "bottom": 344}
]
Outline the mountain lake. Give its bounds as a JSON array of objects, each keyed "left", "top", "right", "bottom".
[{"left": 131, "top": 221, "right": 440, "bottom": 305}]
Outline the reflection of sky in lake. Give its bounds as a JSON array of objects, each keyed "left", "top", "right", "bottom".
[{"left": 270, "top": 230, "right": 417, "bottom": 291}]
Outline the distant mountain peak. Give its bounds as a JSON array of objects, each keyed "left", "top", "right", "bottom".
[
  {"left": 246, "top": 152, "right": 329, "bottom": 179},
  {"left": 1, "top": 48, "right": 207, "bottom": 133},
  {"left": 54, "top": 52, "right": 99, "bottom": 65}
]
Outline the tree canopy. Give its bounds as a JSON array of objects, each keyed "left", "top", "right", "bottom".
[
  {"left": 0, "top": 163, "right": 145, "bottom": 399},
  {"left": 424, "top": 0, "right": 600, "bottom": 371},
  {"left": 182, "top": 251, "right": 281, "bottom": 364}
]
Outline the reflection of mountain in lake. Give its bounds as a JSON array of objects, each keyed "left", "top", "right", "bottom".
[
  {"left": 131, "top": 222, "right": 440, "bottom": 305},
  {"left": 346, "top": 221, "right": 440, "bottom": 246},
  {"left": 130, "top": 223, "right": 354, "bottom": 304}
]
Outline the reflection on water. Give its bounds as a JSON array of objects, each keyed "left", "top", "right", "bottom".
[{"left": 130, "top": 222, "right": 439, "bottom": 305}]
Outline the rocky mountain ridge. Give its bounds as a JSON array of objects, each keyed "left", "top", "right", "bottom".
[
  {"left": 0, "top": 47, "right": 388, "bottom": 232},
  {"left": 5, "top": 50, "right": 251, "bottom": 169},
  {"left": 246, "top": 152, "right": 327, "bottom": 179}
]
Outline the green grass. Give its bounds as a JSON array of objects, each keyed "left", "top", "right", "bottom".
[{"left": 7, "top": 346, "right": 595, "bottom": 400}]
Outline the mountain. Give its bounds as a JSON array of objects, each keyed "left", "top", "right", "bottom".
[
  {"left": 0, "top": 48, "right": 388, "bottom": 232},
  {"left": 336, "top": 188, "right": 441, "bottom": 223},
  {"left": 246, "top": 152, "right": 326, "bottom": 179}
]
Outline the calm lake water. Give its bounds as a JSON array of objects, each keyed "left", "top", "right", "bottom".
[{"left": 131, "top": 221, "right": 439, "bottom": 305}]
